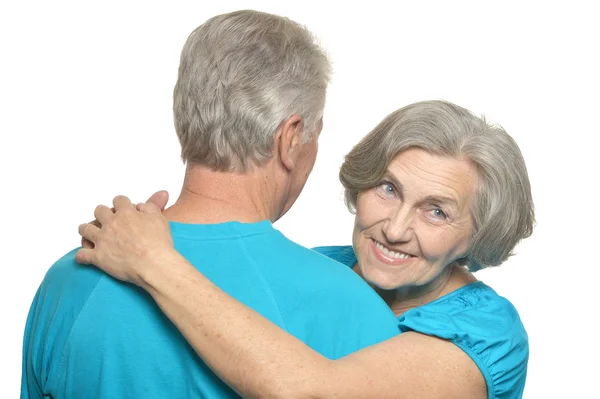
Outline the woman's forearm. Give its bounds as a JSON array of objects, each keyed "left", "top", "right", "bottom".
[{"left": 139, "top": 251, "right": 334, "bottom": 399}]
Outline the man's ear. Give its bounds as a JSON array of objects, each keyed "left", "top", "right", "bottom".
[{"left": 275, "top": 114, "right": 304, "bottom": 172}]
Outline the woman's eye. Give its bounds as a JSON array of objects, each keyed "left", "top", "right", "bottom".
[
  {"left": 374, "top": 182, "right": 396, "bottom": 199},
  {"left": 377, "top": 182, "right": 395, "bottom": 196},
  {"left": 431, "top": 208, "right": 447, "bottom": 219}
]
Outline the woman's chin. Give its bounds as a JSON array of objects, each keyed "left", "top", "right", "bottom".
[{"left": 362, "top": 273, "right": 401, "bottom": 291}]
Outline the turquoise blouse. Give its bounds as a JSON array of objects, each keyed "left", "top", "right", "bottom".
[{"left": 314, "top": 245, "right": 528, "bottom": 399}]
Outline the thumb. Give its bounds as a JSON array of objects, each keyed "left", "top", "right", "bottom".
[{"left": 146, "top": 190, "right": 169, "bottom": 210}]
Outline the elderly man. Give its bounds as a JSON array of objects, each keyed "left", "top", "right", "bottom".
[{"left": 20, "top": 10, "right": 399, "bottom": 398}]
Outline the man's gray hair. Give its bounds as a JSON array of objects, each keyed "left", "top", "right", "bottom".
[
  {"left": 340, "top": 100, "right": 535, "bottom": 271},
  {"left": 173, "top": 10, "right": 331, "bottom": 171}
]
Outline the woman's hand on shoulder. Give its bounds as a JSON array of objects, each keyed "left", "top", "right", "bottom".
[{"left": 76, "top": 192, "right": 176, "bottom": 287}]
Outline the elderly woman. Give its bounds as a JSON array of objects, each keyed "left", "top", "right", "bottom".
[{"left": 78, "top": 100, "right": 534, "bottom": 399}]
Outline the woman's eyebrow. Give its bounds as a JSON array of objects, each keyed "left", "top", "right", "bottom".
[
  {"left": 382, "top": 172, "right": 459, "bottom": 209},
  {"left": 382, "top": 172, "right": 403, "bottom": 192},
  {"left": 421, "top": 195, "right": 459, "bottom": 209}
]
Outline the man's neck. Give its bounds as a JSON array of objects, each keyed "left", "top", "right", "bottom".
[{"left": 163, "top": 163, "right": 286, "bottom": 225}]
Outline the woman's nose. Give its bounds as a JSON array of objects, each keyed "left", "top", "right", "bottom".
[{"left": 383, "top": 206, "right": 414, "bottom": 243}]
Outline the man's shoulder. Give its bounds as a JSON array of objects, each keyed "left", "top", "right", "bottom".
[
  {"left": 244, "top": 235, "right": 360, "bottom": 281},
  {"left": 28, "top": 248, "right": 111, "bottom": 339},
  {"left": 243, "top": 235, "right": 398, "bottom": 321},
  {"left": 24, "top": 249, "right": 238, "bottom": 397},
  {"left": 23, "top": 248, "right": 112, "bottom": 390},
  {"left": 36, "top": 248, "right": 114, "bottom": 308},
  {"left": 28, "top": 246, "right": 116, "bottom": 313},
  {"left": 256, "top": 240, "right": 399, "bottom": 358},
  {"left": 29, "top": 247, "right": 141, "bottom": 349},
  {"left": 38, "top": 248, "right": 162, "bottom": 322},
  {"left": 40, "top": 248, "right": 105, "bottom": 297}
]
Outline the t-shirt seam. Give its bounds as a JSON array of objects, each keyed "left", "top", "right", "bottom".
[
  {"left": 236, "top": 236, "right": 289, "bottom": 331},
  {"left": 172, "top": 231, "right": 273, "bottom": 241},
  {"left": 172, "top": 229, "right": 274, "bottom": 241},
  {"left": 52, "top": 275, "right": 107, "bottom": 386}
]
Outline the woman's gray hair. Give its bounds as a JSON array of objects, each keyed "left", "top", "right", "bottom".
[
  {"left": 340, "top": 100, "right": 535, "bottom": 271},
  {"left": 173, "top": 10, "right": 331, "bottom": 171}
]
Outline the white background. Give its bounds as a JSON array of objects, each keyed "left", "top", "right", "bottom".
[{"left": 1, "top": 0, "right": 598, "bottom": 397}]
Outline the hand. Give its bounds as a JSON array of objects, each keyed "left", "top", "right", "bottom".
[
  {"left": 76, "top": 194, "right": 175, "bottom": 286},
  {"left": 81, "top": 190, "right": 169, "bottom": 249}
]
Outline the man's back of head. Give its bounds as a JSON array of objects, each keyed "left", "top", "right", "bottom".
[
  {"left": 174, "top": 10, "right": 331, "bottom": 172},
  {"left": 165, "top": 10, "right": 331, "bottom": 224}
]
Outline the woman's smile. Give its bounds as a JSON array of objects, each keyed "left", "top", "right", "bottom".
[{"left": 370, "top": 239, "right": 415, "bottom": 266}]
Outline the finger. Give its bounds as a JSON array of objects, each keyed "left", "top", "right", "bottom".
[
  {"left": 78, "top": 223, "right": 100, "bottom": 243},
  {"left": 135, "top": 202, "right": 156, "bottom": 212},
  {"left": 146, "top": 190, "right": 169, "bottom": 211},
  {"left": 113, "top": 195, "right": 133, "bottom": 211},
  {"left": 75, "top": 248, "right": 94, "bottom": 265},
  {"left": 80, "top": 218, "right": 102, "bottom": 247},
  {"left": 136, "top": 201, "right": 162, "bottom": 214},
  {"left": 94, "top": 205, "right": 114, "bottom": 224}
]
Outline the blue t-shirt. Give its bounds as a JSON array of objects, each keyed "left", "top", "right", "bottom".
[
  {"left": 21, "top": 222, "right": 399, "bottom": 398},
  {"left": 314, "top": 245, "right": 529, "bottom": 399}
]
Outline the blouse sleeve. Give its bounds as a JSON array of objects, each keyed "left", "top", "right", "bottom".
[
  {"left": 397, "top": 283, "right": 528, "bottom": 399},
  {"left": 312, "top": 245, "right": 357, "bottom": 268}
]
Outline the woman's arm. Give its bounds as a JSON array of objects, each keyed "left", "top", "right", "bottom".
[{"left": 77, "top": 196, "right": 486, "bottom": 399}]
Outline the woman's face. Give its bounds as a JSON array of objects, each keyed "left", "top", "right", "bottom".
[{"left": 352, "top": 148, "right": 478, "bottom": 290}]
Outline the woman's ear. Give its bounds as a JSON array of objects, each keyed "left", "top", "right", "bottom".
[{"left": 275, "top": 115, "right": 304, "bottom": 171}]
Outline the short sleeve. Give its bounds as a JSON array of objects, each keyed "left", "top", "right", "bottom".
[
  {"left": 312, "top": 245, "right": 357, "bottom": 268},
  {"left": 398, "top": 283, "right": 528, "bottom": 399}
]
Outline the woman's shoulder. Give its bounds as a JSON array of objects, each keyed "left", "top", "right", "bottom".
[
  {"left": 312, "top": 245, "right": 357, "bottom": 268},
  {"left": 400, "top": 282, "right": 528, "bottom": 399}
]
